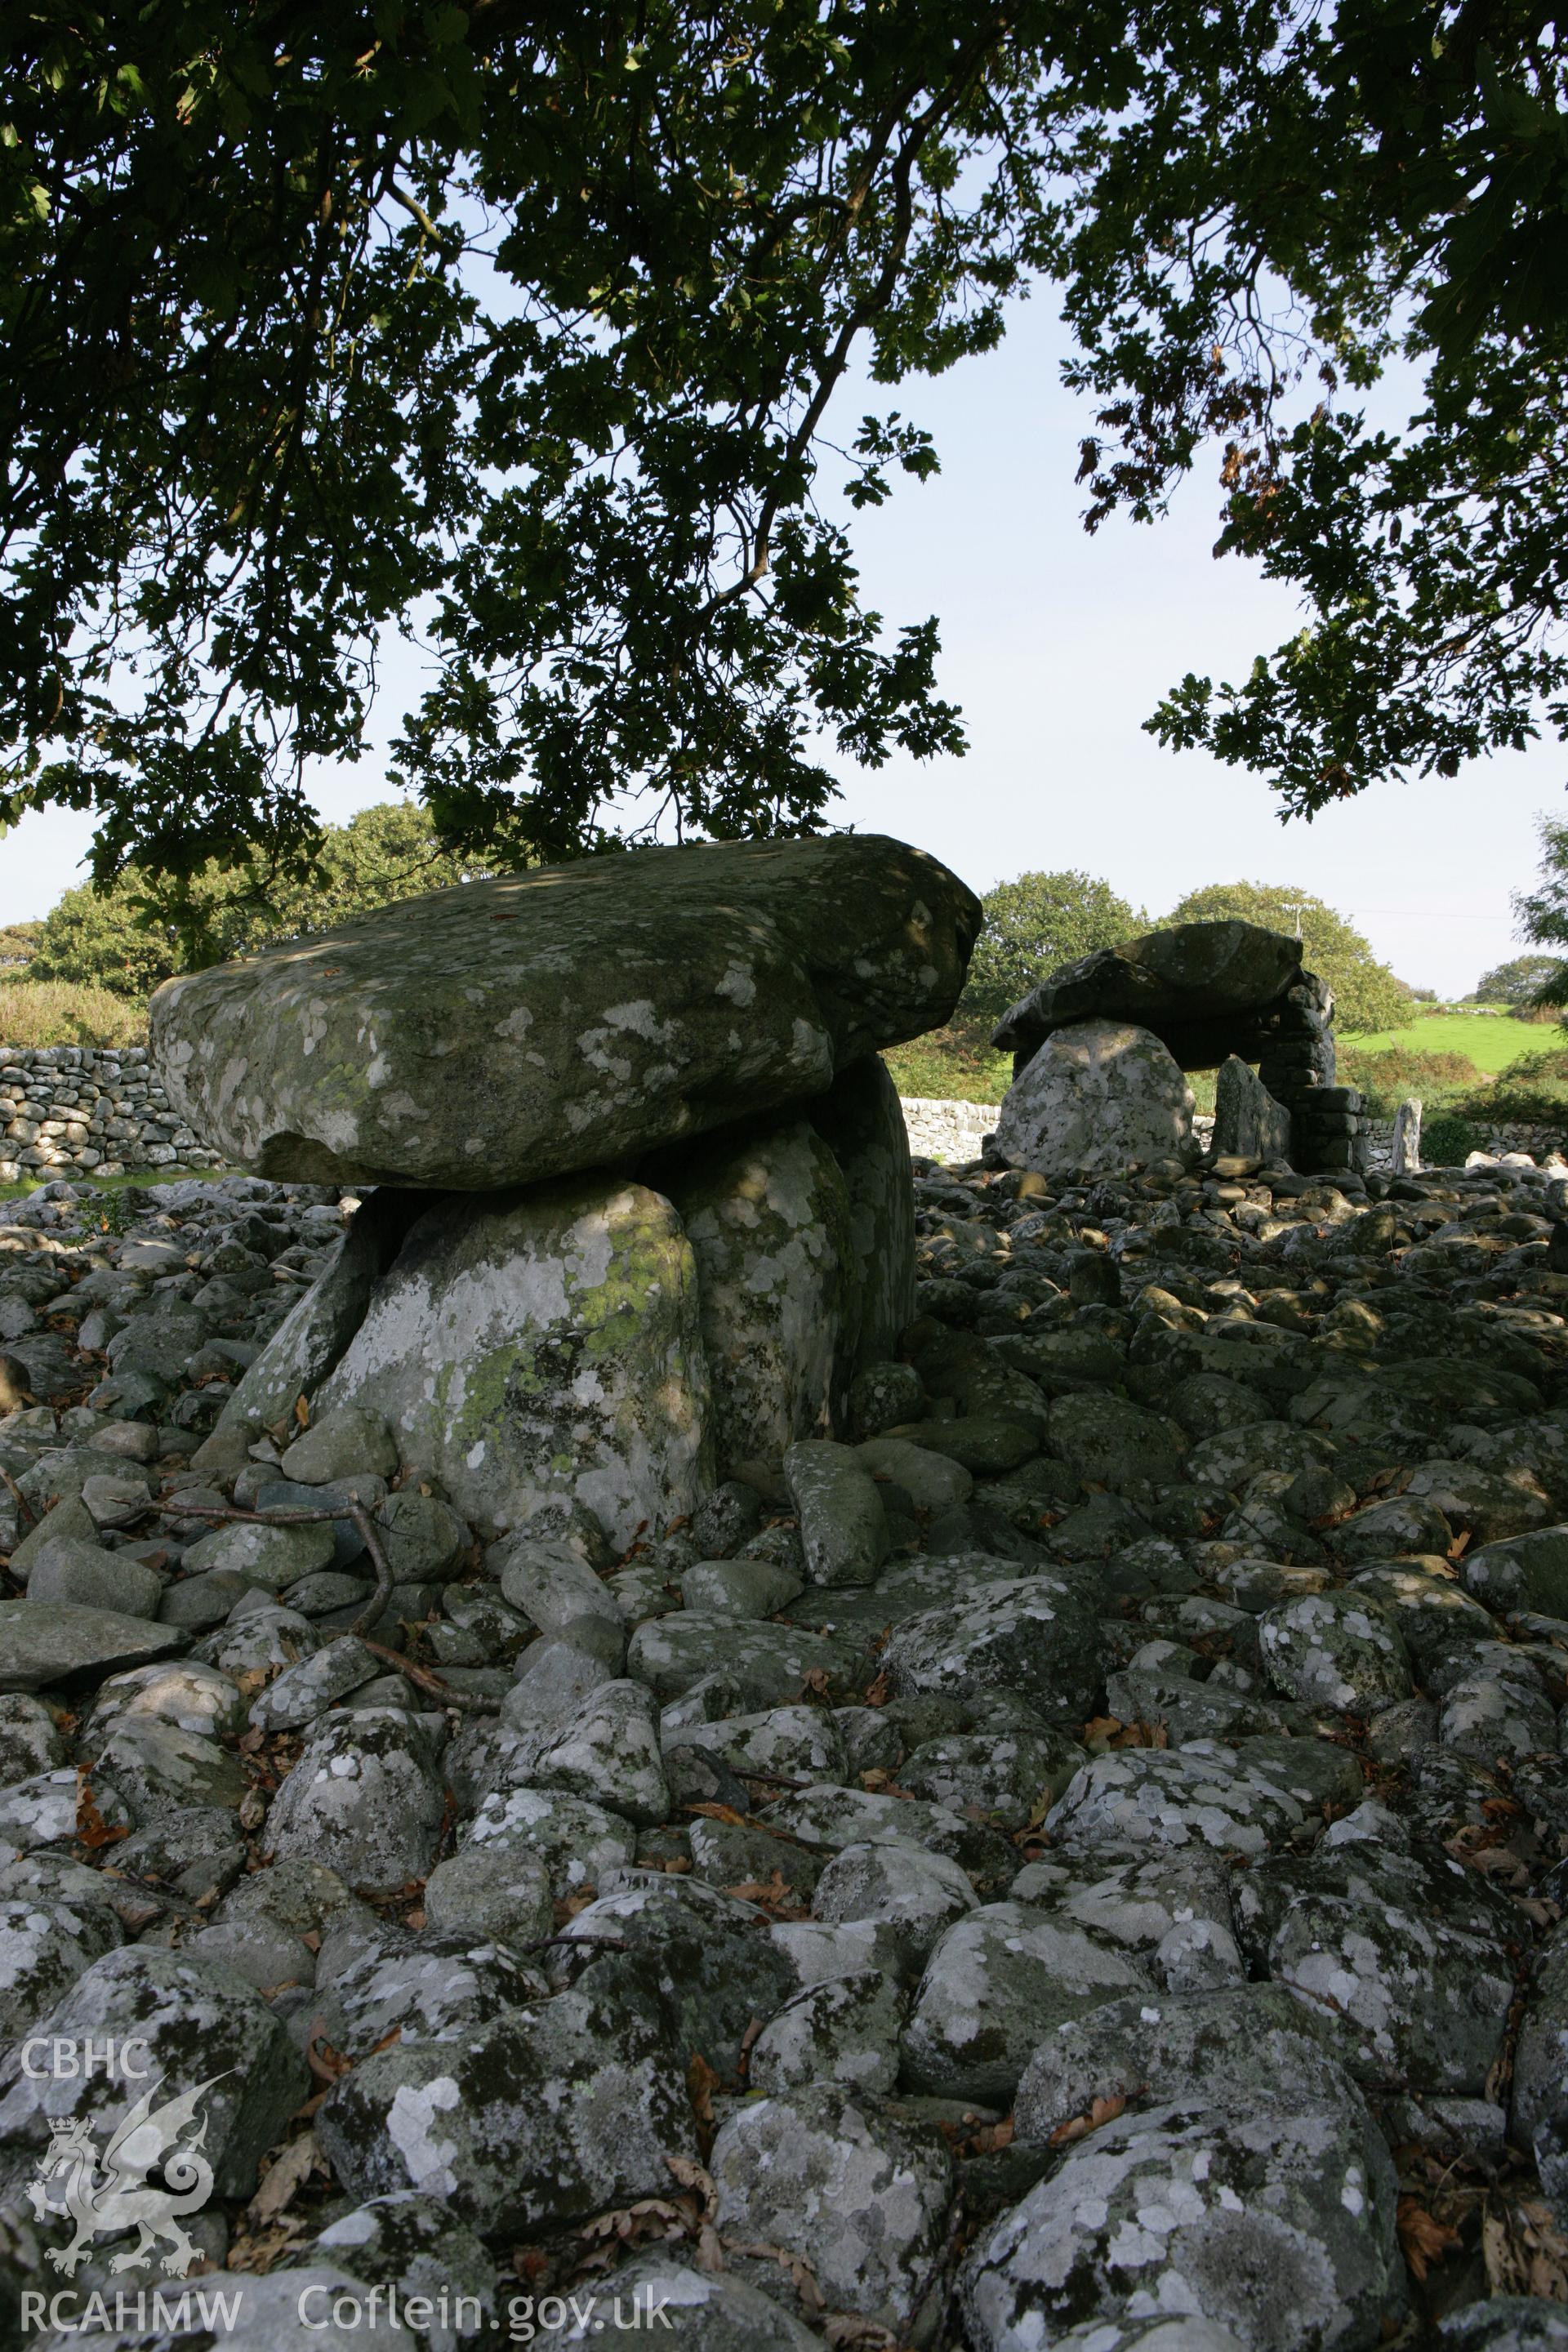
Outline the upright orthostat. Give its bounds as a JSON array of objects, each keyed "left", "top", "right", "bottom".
[{"left": 149, "top": 834, "right": 981, "bottom": 1190}]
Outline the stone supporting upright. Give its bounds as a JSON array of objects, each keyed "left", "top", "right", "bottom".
[{"left": 1392, "top": 1098, "right": 1423, "bottom": 1175}]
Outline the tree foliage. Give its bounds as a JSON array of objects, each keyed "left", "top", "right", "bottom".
[
  {"left": 1155, "top": 881, "right": 1413, "bottom": 1036},
  {"left": 0, "top": 922, "right": 42, "bottom": 969},
  {"left": 1095, "top": 10, "right": 1568, "bottom": 809},
  {"left": 959, "top": 869, "right": 1142, "bottom": 1028},
  {"left": 25, "top": 801, "right": 484, "bottom": 998},
  {"left": 1512, "top": 817, "right": 1568, "bottom": 1013},
  {"left": 0, "top": 1, "right": 1023, "bottom": 879},
  {"left": 3, "top": 5, "right": 1568, "bottom": 879},
  {"left": 1470, "top": 952, "right": 1568, "bottom": 1005}
]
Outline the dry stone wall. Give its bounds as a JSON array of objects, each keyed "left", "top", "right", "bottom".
[
  {"left": 905, "top": 1096, "right": 1568, "bottom": 1174},
  {"left": 1364, "top": 1116, "right": 1568, "bottom": 1171},
  {"left": 898, "top": 1094, "right": 994, "bottom": 1163},
  {"left": 0, "top": 1045, "right": 225, "bottom": 1184}
]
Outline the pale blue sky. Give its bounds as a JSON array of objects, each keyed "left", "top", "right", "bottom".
[{"left": 4, "top": 292, "right": 1561, "bottom": 996}]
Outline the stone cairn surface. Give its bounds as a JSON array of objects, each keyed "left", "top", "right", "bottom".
[
  {"left": 994, "top": 918, "right": 1371, "bottom": 1178},
  {"left": 6, "top": 847, "right": 1568, "bottom": 2345},
  {"left": 0, "top": 1046, "right": 225, "bottom": 1186}
]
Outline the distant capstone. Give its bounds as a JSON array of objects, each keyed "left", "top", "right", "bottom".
[{"left": 992, "top": 920, "right": 1303, "bottom": 1064}]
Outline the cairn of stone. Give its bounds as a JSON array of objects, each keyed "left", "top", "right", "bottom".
[
  {"left": 10, "top": 875, "right": 1568, "bottom": 2341},
  {"left": 991, "top": 917, "right": 1369, "bottom": 1176}
]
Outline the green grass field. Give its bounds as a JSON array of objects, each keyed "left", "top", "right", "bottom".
[{"left": 1341, "top": 1011, "right": 1554, "bottom": 1072}]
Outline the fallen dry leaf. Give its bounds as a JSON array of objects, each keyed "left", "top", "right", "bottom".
[
  {"left": 1398, "top": 2196, "right": 1463, "bottom": 2283},
  {"left": 665, "top": 2152, "right": 717, "bottom": 2203},
  {"left": 1049, "top": 2092, "right": 1128, "bottom": 2148},
  {"left": 581, "top": 2197, "right": 686, "bottom": 2244},
  {"left": 75, "top": 1768, "right": 129, "bottom": 1851},
  {"left": 724, "top": 1870, "right": 808, "bottom": 1918},
  {"left": 305, "top": 2025, "right": 352, "bottom": 2086},
  {"left": 696, "top": 2221, "right": 726, "bottom": 2272},
  {"left": 247, "top": 2131, "right": 322, "bottom": 2228},
  {"left": 724, "top": 2240, "right": 825, "bottom": 2310},
  {"left": 971, "top": 2118, "right": 1015, "bottom": 2154},
  {"left": 225, "top": 2215, "right": 311, "bottom": 2276},
  {"left": 1483, "top": 2198, "right": 1568, "bottom": 2301},
  {"left": 687, "top": 2052, "right": 722, "bottom": 2134}
]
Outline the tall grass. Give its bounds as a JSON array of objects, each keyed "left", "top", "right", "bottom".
[
  {"left": 881, "top": 1027, "right": 1014, "bottom": 1103},
  {"left": 1337, "top": 1044, "right": 1483, "bottom": 1117},
  {"left": 0, "top": 981, "right": 149, "bottom": 1050},
  {"left": 1463, "top": 1043, "right": 1568, "bottom": 1125}
]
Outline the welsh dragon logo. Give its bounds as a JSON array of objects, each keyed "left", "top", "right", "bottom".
[{"left": 26, "top": 2074, "right": 226, "bottom": 2278}]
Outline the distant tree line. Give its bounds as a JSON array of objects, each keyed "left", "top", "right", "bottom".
[{"left": 10, "top": 804, "right": 506, "bottom": 998}]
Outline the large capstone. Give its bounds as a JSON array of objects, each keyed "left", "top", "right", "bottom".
[
  {"left": 318, "top": 1176, "right": 710, "bottom": 1544},
  {"left": 992, "top": 1020, "right": 1194, "bottom": 1179},
  {"left": 149, "top": 834, "right": 980, "bottom": 1188}
]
